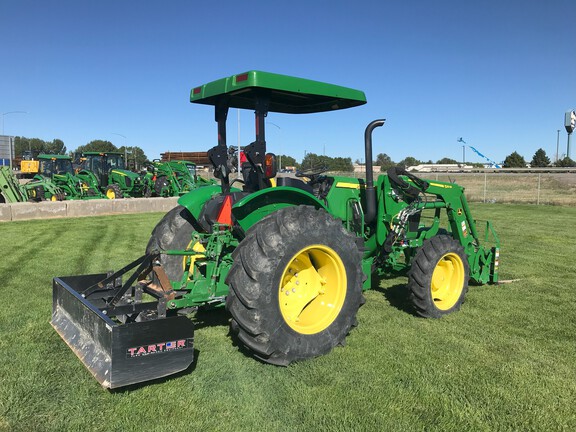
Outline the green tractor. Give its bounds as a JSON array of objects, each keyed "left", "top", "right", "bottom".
[
  {"left": 1, "top": 167, "right": 26, "bottom": 203},
  {"left": 33, "top": 154, "right": 103, "bottom": 200},
  {"left": 149, "top": 159, "right": 216, "bottom": 197},
  {"left": 1, "top": 165, "right": 67, "bottom": 203},
  {"left": 52, "top": 71, "right": 500, "bottom": 389},
  {"left": 76, "top": 151, "right": 151, "bottom": 199},
  {"left": 22, "top": 177, "right": 66, "bottom": 202}
]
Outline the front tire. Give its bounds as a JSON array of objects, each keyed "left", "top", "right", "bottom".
[
  {"left": 105, "top": 184, "right": 123, "bottom": 199},
  {"left": 154, "top": 176, "right": 171, "bottom": 197},
  {"left": 143, "top": 185, "right": 152, "bottom": 198},
  {"left": 408, "top": 235, "right": 469, "bottom": 318},
  {"left": 226, "top": 206, "right": 364, "bottom": 366}
]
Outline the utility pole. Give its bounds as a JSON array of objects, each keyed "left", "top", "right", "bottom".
[
  {"left": 565, "top": 110, "right": 575, "bottom": 160},
  {"left": 556, "top": 129, "right": 560, "bottom": 162},
  {"left": 1, "top": 111, "right": 27, "bottom": 135},
  {"left": 267, "top": 121, "right": 282, "bottom": 170},
  {"left": 457, "top": 137, "right": 466, "bottom": 165}
]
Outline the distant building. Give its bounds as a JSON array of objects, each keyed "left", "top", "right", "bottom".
[
  {"left": 406, "top": 164, "right": 473, "bottom": 172},
  {"left": 0, "top": 135, "right": 15, "bottom": 167},
  {"left": 160, "top": 151, "right": 210, "bottom": 165}
]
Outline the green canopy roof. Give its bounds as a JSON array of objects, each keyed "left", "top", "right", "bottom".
[
  {"left": 190, "top": 70, "right": 367, "bottom": 114},
  {"left": 82, "top": 152, "right": 123, "bottom": 156},
  {"left": 38, "top": 154, "right": 72, "bottom": 160}
]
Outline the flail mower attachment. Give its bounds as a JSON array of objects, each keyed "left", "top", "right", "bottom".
[{"left": 51, "top": 255, "right": 195, "bottom": 389}]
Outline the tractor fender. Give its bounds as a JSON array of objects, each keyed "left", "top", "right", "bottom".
[
  {"left": 178, "top": 185, "right": 242, "bottom": 221},
  {"left": 232, "top": 186, "right": 326, "bottom": 232}
]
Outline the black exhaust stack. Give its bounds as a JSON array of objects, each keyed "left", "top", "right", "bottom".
[{"left": 364, "top": 119, "right": 386, "bottom": 225}]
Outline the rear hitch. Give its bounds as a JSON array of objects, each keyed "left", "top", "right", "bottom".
[{"left": 51, "top": 254, "right": 195, "bottom": 389}]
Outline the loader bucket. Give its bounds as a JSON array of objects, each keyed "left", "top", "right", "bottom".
[{"left": 51, "top": 273, "right": 195, "bottom": 389}]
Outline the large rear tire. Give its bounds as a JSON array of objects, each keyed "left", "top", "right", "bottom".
[
  {"left": 226, "top": 206, "right": 364, "bottom": 366},
  {"left": 146, "top": 205, "right": 198, "bottom": 281},
  {"left": 407, "top": 235, "right": 469, "bottom": 318}
]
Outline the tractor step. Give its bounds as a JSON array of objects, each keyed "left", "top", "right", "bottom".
[{"left": 51, "top": 266, "right": 195, "bottom": 389}]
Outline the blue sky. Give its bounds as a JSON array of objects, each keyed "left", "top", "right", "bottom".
[{"left": 1, "top": 0, "right": 574, "bottom": 165}]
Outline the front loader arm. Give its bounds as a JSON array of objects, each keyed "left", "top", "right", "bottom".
[
  {"left": 414, "top": 180, "right": 500, "bottom": 285},
  {"left": 378, "top": 169, "right": 500, "bottom": 285}
]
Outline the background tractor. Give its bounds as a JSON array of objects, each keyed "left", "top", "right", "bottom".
[
  {"left": 33, "top": 154, "right": 102, "bottom": 199},
  {"left": 148, "top": 159, "right": 216, "bottom": 197},
  {"left": 1, "top": 165, "right": 65, "bottom": 203},
  {"left": 52, "top": 71, "right": 500, "bottom": 389},
  {"left": 19, "top": 150, "right": 40, "bottom": 178},
  {"left": 76, "top": 151, "right": 151, "bottom": 199}
]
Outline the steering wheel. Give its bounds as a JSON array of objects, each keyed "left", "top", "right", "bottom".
[
  {"left": 387, "top": 166, "right": 429, "bottom": 202},
  {"left": 295, "top": 165, "right": 328, "bottom": 182}
]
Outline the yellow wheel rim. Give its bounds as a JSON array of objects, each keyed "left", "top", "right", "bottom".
[
  {"left": 279, "top": 245, "right": 347, "bottom": 335},
  {"left": 106, "top": 189, "right": 116, "bottom": 199},
  {"left": 50, "top": 195, "right": 57, "bottom": 201},
  {"left": 431, "top": 252, "right": 465, "bottom": 310}
]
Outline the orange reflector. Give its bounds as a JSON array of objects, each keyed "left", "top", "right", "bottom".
[
  {"left": 216, "top": 195, "right": 233, "bottom": 226},
  {"left": 265, "top": 153, "right": 275, "bottom": 178}
]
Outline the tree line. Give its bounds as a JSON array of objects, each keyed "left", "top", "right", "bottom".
[
  {"left": 13, "top": 137, "right": 149, "bottom": 170},
  {"left": 372, "top": 149, "right": 576, "bottom": 170},
  {"left": 503, "top": 149, "right": 575, "bottom": 168}
]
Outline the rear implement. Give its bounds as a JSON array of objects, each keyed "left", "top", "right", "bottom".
[{"left": 51, "top": 257, "right": 194, "bottom": 389}]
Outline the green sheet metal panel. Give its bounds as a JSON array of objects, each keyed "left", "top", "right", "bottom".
[
  {"left": 190, "top": 70, "right": 367, "bottom": 114},
  {"left": 37, "top": 154, "right": 73, "bottom": 160},
  {"left": 82, "top": 151, "right": 124, "bottom": 156}
]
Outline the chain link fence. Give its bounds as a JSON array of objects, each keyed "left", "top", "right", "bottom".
[
  {"left": 427, "top": 172, "right": 576, "bottom": 205},
  {"left": 202, "top": 168, "right": 576, "bottom": 206},
  {"left": 344, "top": 171, "right": 576, "bottom": 206}
]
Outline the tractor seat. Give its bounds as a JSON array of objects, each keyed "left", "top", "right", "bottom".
[{"left": 276, "top": 177, "right": 314, "bottom": 194}]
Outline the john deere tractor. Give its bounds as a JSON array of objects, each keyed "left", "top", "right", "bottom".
[
  {"left": 33, "top": 154, "right": 102, "bottom": 200},
  {"left": 0, "top": 166, "right": 63, "bottom": 203},
  {"left": 76, "top": 151, "right": 151, "bottom": 199},
  {"left": 52, "top": 71, "right": 500, "bottom": 388},
  {"left": 148, "top": 159, "right": 216, "bottom": 197}
]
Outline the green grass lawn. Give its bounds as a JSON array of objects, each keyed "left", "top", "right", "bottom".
[{"left": 1, "top": 204, "right": 575, "bottom": 431}]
